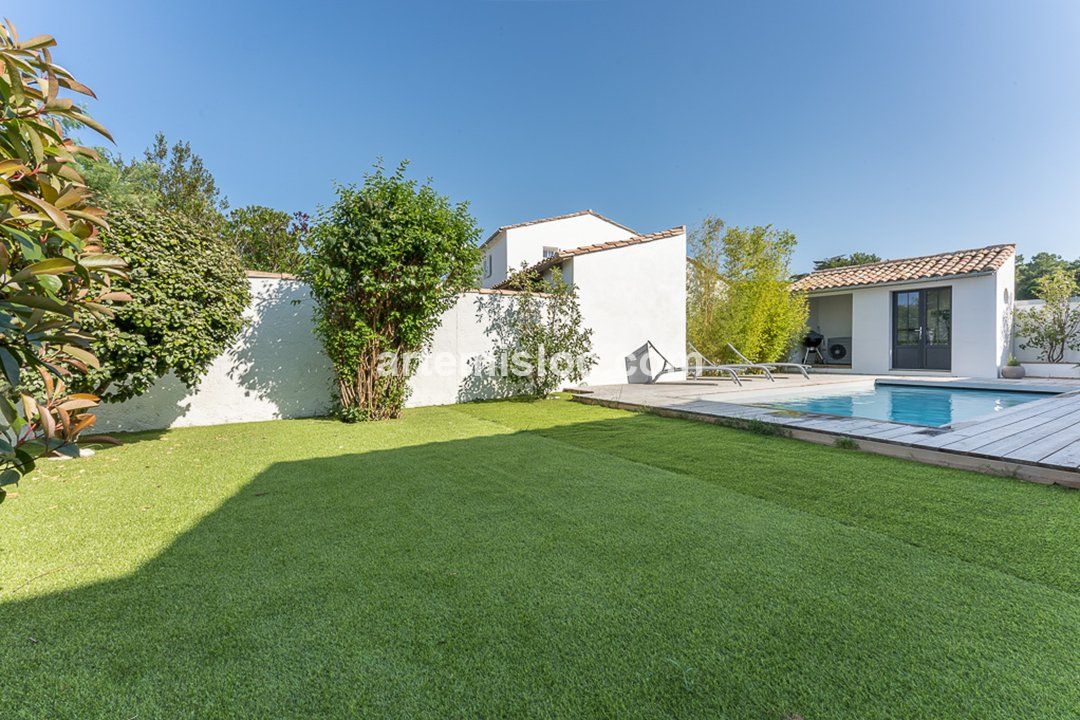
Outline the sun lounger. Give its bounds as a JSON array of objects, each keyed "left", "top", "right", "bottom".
[
  {"left": 687, "top": 343, "right": 773, "bottom": 382},
  {"left": 632, "top": 341, "right": 742, "bottom": 385},
  {"left": 725, "top": 342, "right": 811, "bottom": 379}
]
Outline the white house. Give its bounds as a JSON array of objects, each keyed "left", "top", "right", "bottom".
[
  {"left": 791, "top": 244, "right": 1015, "bottom": 377},
  {"left": 480, "top": 210, "right": 687, "bottom": 385}
]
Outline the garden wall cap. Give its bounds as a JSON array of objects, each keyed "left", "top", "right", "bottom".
[
  {"left": 480, "top": 210, "right": 637, "bottom": 248},
  {"left": 492, "top": 225, "right": 687, "bottom": 290},
  {"left": 791, "top": 243, "right": 1016, "bottom": 293},
  {"left": 245, "top": 270, "right": 300, "bottom": 280},
  {"left": 467, "top": 287, "right": 552, "bottom": 296}
]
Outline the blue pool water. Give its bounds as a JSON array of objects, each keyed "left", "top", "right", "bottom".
[{"left": 770, "top": 384, "right": 1051, "bottom": 427}]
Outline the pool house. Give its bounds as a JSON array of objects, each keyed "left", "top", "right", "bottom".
[{"left": 790, "top": 244, "right": 1016, "bottom": 378}]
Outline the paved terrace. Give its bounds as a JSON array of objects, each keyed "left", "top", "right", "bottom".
[{"left": 569, "top": 373, "right": 1080, "bottom": 488}]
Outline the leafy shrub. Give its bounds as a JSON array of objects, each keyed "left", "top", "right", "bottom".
[
  {"left": 303, "top": 162, "right": 481, "bottom": 421},
  {"left": 1014, "top": 268, "right": 1080, "bottom": 364},
  {"left": 76, "top": 203, "right": 250, "bottom": 401},
  {"left": 0, "top": 24, "right": 127, "bottom": 492}
]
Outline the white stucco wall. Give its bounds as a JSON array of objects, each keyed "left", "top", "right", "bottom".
[
  {"left": 569, "top": 229, "right": 687, "bottom": 385},
  {"left": 480, "top": 214, "right": 635, "bottom": 288},
  {"left": 834, "top": 265, "right": 1011, "bottom": 378},
  {"left": 480, "top": 233, "right": 509, "bottom": 288},
  {"left": 95, "top": 264, "right": 685, "bottom": 431},
  {"left": 95, "top": 283, "right": 548, "bottom": 431},
  {"left": 405, "top": 290, "right": 553, "bottom": 407},
  {"left": 1012, "top": 296, "right": 1080, "bottom": 367},
  {"left": 806, "top": 294, "right": 853, "bottom": 343},
  {"left": 95, "top": 277, "right": 334, "bottom": 433},
  {"left": 994, "top": 256, "right": 1016, "bottom": 369}
]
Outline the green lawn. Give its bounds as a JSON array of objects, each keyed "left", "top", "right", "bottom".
[{"left": 1, "top": 399, "right": 1077, "bottom": 719}]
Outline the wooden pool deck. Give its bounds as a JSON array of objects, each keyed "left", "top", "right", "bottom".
[{"left": 569, "top": 374, "right": 1080, "bottom": 488}]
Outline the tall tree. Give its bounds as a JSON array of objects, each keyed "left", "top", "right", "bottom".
[
  {"left": 687, "top": 217, "right": 808, "bottom": 364},
  {"left": 812, "top": 252, "right": 882, "bottom": 271},
  {"left": 303, "top": 161, "right": 481, "bottom": 421},
  {"left": 141, "top": 133, "right": 226, "bottom": 225},
  {"left": 226, "top": 205, "right": 307, "bottom": 274},
  {"left": 79, "top": 132, "right": 227, "bottom": 227},
  {"left": 1015, "top": 252, "right": 1080, "bottom": 301}
]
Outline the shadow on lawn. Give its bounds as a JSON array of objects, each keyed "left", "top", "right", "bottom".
[{"left": 2, "top": 416, "right": 1078, "bottom": 718}]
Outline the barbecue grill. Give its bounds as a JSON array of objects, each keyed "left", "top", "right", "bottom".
[{"left": 802, "top": 331, "right": 825, "bottom": 365}]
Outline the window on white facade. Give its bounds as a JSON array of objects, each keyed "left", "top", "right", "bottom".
[
  {"left": 543, "top": 246, "right": 558, "bottom": 259},
  {"left": 482, "top": 254, "right": 492, "bottom": 278}
]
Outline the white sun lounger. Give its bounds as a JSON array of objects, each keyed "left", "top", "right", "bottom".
[
  {"left": 638, "top": 341, "right": 742, "bottom": 386},
  {"left": 687, "top": 343, "right": 773, "bottom": 382},
  {"left": 726, "top": 342, "right": 811, "bottom": 379}
]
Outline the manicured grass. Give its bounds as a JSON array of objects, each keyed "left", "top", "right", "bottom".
[{"left": 1, "top": 399, "right": 1077, "bottom": 719}]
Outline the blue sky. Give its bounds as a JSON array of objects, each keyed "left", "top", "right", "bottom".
[{"left": 19, "top": 1, "right": 1080, "bottom": 272}]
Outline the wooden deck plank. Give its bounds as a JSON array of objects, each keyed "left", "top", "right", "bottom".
[
  {"left": 956, "top": 408, "right": 1080, "bottom": 456},
  {"left": 860, "top": 423, "right": 930, "bottom": 440},
  {"left": 791, "top": 418, "right": 893, "bottom": 435},
  {"left": 940, "top": 395, "right": 1077, "bottom": 437},
  {"left": 933, "top": 403, "right": 1080, "bottom": 450},
  {"left": 888, "top": 429, "right": 949, "bottom": 446},
  {"left": 844, "top": 422, "right": 909, "bottom": 438},
  {"left": 998, "top": 415, "right": 1080, "bottom": 463},
  {"left": 914, "top": 401, "right": 1079, "bottom": 449},
  {"left": 1039, "top": 439, "right": 1080, "bottom": 469}
]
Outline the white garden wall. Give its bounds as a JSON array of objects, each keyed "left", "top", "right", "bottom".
[
  {"left": 568, "top": 230, "right": 687, "bottom": 385},
  {"left": 1011, "top": 296, "right": 1080, "bottom": 377},
  {"left": 94, "top": 276, "right": 333, "bottom": 433},
  {"left": 94, "top": 280, "right": 587, "bottom": 432}
]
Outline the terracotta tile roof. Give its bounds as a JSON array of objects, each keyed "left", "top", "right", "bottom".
[
  {"left": 492, "top": 226, "right": 685, "bottom": 289},
  {"left": 480, "top": 210, "right": 636, "bottom": 248},
  {"left": 790, "top": 244, "right": 1015, "bottom": 292}
]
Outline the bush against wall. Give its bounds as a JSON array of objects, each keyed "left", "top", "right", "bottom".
[
  {"left": 1014, "top": 267, "right": 1080, "bottom": 363},
  {"left": 303, "top": 162, "right": 481, "bottom": 421},
  {"left": 470, "top": 271, "right": 595, "bottom": 399},
  {"left": 687, "top": 216, "right": 808, "bottom": 363},
  {"left": 76, "top": 203, "right": 250, "bottom": 402},
  {"left": 0, "top": 25, "right": 128, "bottom": 492}
]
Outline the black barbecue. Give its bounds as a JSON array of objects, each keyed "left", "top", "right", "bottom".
[{"left": 802, "top": 332, "right": 825, "bottom": 365}]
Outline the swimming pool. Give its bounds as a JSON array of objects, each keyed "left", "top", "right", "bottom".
[{"left": 768, "top": 383, "right": 1053, "bottom": 427}]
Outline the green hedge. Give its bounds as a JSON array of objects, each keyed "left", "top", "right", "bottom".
[{"left": 79, "top": 203, "right": 250, "bottom": 402}]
